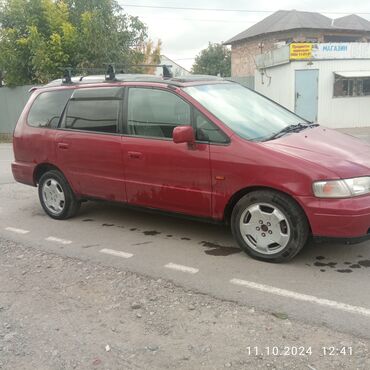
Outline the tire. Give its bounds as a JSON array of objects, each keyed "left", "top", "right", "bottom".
[
  {"left": 38, "top": 170, "right": 80, "bottom": 220},
  {"left": 231, "top": 190, "right": 309, "bottom": 262}
]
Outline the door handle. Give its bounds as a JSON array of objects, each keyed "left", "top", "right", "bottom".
[
  {"left": 128, "top": 151, "right": 143, "bottom": 159},
  {"left": 58, "top": 143, "right": 69, "bottom": 150}
]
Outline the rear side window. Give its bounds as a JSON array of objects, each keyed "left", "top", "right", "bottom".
[
  {"left": 64, "top": 87, "right": 122, "bottom": 134},
  {"left": 65, "top": 100, "right": 120, "bottom": 133},
  {"left": 28, "top": 90, "right": 73, "bottom": 128}
]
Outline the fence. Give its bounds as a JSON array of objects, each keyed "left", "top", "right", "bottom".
[{"left": 0, "top": 85, "right": 35, "bottom": 139}]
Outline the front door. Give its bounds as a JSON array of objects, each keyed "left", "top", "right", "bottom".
[
  {"left": 122, "top": 87, "right": 212, "bottom": 218},
  {"left": 295, "top": 69, "right": 319, "bottom": 122}
]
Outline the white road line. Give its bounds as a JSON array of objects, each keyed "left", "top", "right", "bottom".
[
  {"left": 230, "top": 278, "right": 370, "bottom": 318},
  {"left": 100, "top": 248, "right": 133, "bottom": 259},
  {"left": 165, "top": 262, "right": 199, "bottom": 274},
  {"left": 5, "top": 227, "right": 30, "bottom": 234},
  {"left": 45, "top": 236, "right": 72, "bottom": 245}
]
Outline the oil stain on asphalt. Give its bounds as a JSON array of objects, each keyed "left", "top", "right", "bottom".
[
  {"left": 314, "top": 256, "right": 370, "bottom": 273},
  {"left": 200, "top": 241, "right": 241, "bottom": 256},
  {"left": 143, "top": 230, "right": 161, "bottom": 236}
]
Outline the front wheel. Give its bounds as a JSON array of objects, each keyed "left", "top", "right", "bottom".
[
  {"left": 231, "top": 190, "right": 309, "bottom": 262},
  {"left": 38, "top": 170, "right": 80, "bottom": 220}
]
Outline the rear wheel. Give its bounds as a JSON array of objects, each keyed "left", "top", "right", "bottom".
[
  {"left": 231, "top": 190, "right": 309, "bottom": 262},
  {"left": 38, "top": 170, "right": 80, "bottom": 220}
]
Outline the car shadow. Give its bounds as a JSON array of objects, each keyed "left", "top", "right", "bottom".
[{"left": 76, "top": 200, "right": 370, "bottom": 271}]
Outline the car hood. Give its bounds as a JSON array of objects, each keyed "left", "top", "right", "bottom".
[{"left": 261, "top": 126, "right": 370, "bottom": 179}]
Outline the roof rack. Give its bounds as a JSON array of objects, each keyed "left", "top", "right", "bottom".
[
  {"left": 41, "top": 68, "right": 228, "bottom": 90},
  {"left": 60, "top": 63, "right": 173, "bottom": 85},
  {"left": 62, "top": 67, "right": 73, "bottom": 84},
  {"left": 105, "top": 64, "right": 116, "bottom": 81}
]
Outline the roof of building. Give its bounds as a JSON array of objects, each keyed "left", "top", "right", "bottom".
[
  {"left": 225, "top": 10, "right": 370, "bottom": 44},
  {"left": 333, "top": 14, "right": 370, "bottom": 31}
]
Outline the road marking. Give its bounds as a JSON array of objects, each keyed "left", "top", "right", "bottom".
[
  {"left": 165, "top": 262, "right": 199, "bottom": 274},
  {"left": 45, "top": 236, "right": 72, "bottom": 245},
  {"left": 230, "top": 278, "right": 370, "bottom": 318},
  {"left": 353, "top": 134, "right": 369, "bottom": 138},
  {"left": 5, "top": 227, "right": 30, "bottom": 234},
  {"left": 100, "top": 248, "right": 133, "bottom": 259}
]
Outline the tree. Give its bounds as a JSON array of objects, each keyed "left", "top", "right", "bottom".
[
  {"left": 0, "top": 0, "right": 156, "bottom": 85},
  {"left": 192, "top": 42, "right": 231, "bottom": 77},
  {"left": 137, "top": 39, "right": 162, "bottom": 74}
]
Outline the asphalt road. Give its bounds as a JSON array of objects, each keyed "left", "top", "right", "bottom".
[{"left": 1, "top": 137, "right": 370, "bottom": 340}]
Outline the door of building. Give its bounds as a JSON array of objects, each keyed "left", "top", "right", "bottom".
[{"left": 295, "top": 69, "right": 319, "bottom": 122}]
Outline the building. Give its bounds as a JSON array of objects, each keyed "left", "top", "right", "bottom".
[
  {"left": 255, "top": 42, "right": 370, "bottom": 128},
  {"left": 225, "top": 10, "right": 370, "bottom": 77}
]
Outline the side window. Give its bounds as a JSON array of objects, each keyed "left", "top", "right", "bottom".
[
  {"left": 127, "top": 88, "right": 191, "bottom": 139},
  {"left": 65, "top": 100, "right": 119, "bottom": 133},
  {"left": 28, "top": 90, "right": 73, "bottom": 128},
  {"left": 194, "top": 110, "right": 229, "bottom": 144}
]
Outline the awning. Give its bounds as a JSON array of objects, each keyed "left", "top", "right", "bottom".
[{"left": 334, "top": 71, "right": 370, "bottom": 78}]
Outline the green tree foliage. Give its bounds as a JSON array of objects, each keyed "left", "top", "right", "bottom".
[
  {"left": 0, "top": 0, "right": 151, "bottom": 85},
  {"left": 192, "top": 42, "right": 231, "bottom": 77}
]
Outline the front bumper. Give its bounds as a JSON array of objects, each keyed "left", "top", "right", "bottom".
[{"left": 297, "top": 194, "right": 370, "bottom": 241}]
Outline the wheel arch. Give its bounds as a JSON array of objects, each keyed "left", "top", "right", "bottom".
[
  {"left": 33, "top": 163, "right": 64, "bottom": 185},
  {"left": 223, "top": 186, "right": 311, "bottom": 231}
]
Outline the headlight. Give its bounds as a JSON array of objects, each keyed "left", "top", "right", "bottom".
[{"left": 313, "top": 177, "right": 370, "bottom": 198}]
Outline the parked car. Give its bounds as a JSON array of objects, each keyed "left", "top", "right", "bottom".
[{"left": 12, "top": 74, "right": 370, "bottom": 262}]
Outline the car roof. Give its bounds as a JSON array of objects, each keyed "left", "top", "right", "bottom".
[{"left": 39, "top": 74, "right": 230, "bottom": 91}]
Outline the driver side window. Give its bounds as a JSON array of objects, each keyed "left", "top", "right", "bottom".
[
  {"left": 127, "top": 88, "right": 191, "bottom": 139},
  {"left": 194, "top": 110, "right": 229, "bottom": 144}
]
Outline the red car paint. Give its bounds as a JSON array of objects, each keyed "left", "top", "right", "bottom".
[{"left": 12, "top": 80, "right": 370, "bottom": 240}]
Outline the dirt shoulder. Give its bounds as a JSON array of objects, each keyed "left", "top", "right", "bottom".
[{"left": 0, "top": 238, "right": 368, "bottom": 370}]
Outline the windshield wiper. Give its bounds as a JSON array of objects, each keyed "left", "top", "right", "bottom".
[{"left": 267, "top": 122, "right": 318, "bottom": 141}]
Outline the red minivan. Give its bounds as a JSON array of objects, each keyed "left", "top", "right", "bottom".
[{"left": 12, "top": 74, "right": 370, "bottom": 262}]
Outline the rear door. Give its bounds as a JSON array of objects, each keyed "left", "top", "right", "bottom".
[
  {"left": 121, "top": 86, "right": 213, "bottom": 218},
  {"left": 56, "top": 87, "right": 126, "bottom": 202}
]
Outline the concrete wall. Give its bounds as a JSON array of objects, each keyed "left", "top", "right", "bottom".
[
  {"left": 255, "top": 59, "right": 370, "bottom": 128},
  {"left": 0, "top": 86, "right": 34, "bottom": 136},
  {"left": 228, "top": 76, "right": 255, "bottom": 90}
]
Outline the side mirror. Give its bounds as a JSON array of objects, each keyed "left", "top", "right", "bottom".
[{"left": 173, "top": 126, "right": 195, "bottom": 144}]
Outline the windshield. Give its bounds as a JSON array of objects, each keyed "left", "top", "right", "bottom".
[{"left": 183, "top": 83, "right": 307, "bottom": 141}]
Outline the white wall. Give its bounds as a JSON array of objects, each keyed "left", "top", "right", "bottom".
[
  {"left": 255, "top": 63, "right": 295, "bottom": 112},
  {"left": 255, "top": 59, "right": 370, "bottom": 129}
]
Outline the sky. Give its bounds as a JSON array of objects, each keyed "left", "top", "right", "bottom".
[{"left": 118, "top": 1, "right": 370, "bottom": 70}]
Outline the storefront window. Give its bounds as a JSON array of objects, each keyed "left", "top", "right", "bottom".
[{"left": 334, "top": 75, "right": 370, "bottom": 97}]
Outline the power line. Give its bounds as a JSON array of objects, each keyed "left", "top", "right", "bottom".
[
  {"left": 120, "top": 3, "right": 272, "bottom": 13},
  {"left": 119, "top": 3, "right": 370, "bottom": 16},
  {"left": 138, "top": 15, "right": 258, "bottom": 24}
]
